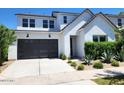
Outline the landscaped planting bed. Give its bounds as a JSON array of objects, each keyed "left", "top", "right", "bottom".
[
  {"left": 66, "top": 59, "right": 124, "bottom": 71},
  {"left": 82, "top": 38, "right": 124, "bottom": 70},
  {"left": 83, "top": 62, "right": 124, "bottom": 70},
  {"left": 93, "top": 75, "right": 124, "bottom": 85},
  {"left": 67, "top": 59, "right": 85, "bottom": 71}
]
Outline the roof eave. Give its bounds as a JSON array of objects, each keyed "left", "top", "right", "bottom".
[
  {"left": 15, "top": 14, "right": 56, "bottom": 19},
  {"left": 16, "top": 30, "right": 61, "bottom": 34}
]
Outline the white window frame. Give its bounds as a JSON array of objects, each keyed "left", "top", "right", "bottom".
[
  {"left": 93, "top": 35, "right": 108, "bottom": 42},
  {"left": 29, "top": 19, "right": 35, "bottom": 28},
  {"left": 43, "top": 20, "right": 48, "bottom": 28},
  {"left": 63, "top": 16, "right": 67, "bottom": 24},
  {"left": 49, "top": 20, "right": 54, "bottom": 28},
  {"left": 118, "top": 18, "right": 122, "bottom": 27},
  {"left": 22, "top": 18, "right": 29, "bottom": 27}
]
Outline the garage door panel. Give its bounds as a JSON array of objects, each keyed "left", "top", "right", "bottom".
[{"left": 18, "top": 39, "right": 58, "bottom": 59}]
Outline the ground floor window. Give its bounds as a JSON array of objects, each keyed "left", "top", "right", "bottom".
[{"left": 93, "top": 35, "right": 107, "bottom": 42}]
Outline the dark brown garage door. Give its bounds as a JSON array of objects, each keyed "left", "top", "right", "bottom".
[{"left": 17, "top": 39, "right": 58, "bottom": 59}]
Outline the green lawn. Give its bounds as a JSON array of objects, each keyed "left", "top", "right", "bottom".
[{"left": 93, "top": 75, "right": 124, "bottom": 85}]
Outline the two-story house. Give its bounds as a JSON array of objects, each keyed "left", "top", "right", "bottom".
[{"left": 8, "top": 9, "right": 124, "bottom": 60}]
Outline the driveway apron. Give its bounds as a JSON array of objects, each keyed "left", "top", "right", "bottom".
[
  {"left": 39, "top": 59, "right": 75, "bottom": 74},
  {"left": 0, "top": 59, "right": 75, "bottom": 79},
  {"left": 0, "top": 59, "right": 40, "bottom": 78}
]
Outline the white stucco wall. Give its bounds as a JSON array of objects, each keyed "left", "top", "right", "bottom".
[
  {"left": 8, "top": 31, "right": 62, "bottom": 60},
  {"left": 17, "top": 14, "right": 79, "bottom": 32},
  {"left": 76, "top": 31, "right": 85, "bottom": 58},
  {"left": 17, "top": 16, "right": 58, "bottom": 31},
  {"left": 84, "top": 16, "right": 115, "bottom": 42},
  {"left": 8, "top": 41, "right": 17, "bottom": 60},
  {"left": 55, "top": 14, "right": 78, "bottom": 30},
  {"left": 62, "top": 12, "right": 93, "bottom": 58},
  {"left": 78, "top": 15, "right": 116, "bottom": 58}
]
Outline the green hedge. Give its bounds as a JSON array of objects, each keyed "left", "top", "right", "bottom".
[
  {"left": 85, "top": 42, "right": 116, "bottom": 60},
  {"left": 1, "top": 47, "right": 8, "bottom": 61}
]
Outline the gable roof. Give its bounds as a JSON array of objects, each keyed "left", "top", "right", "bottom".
[
  {"left": 79, "top": 12, "right": 117, "bottom": 31},
  {"left": 60, "top": 9, "right": 94, "bottom": 32}
]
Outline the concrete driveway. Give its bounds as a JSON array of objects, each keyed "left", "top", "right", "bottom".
[{"left": 0, "top": 59, "right": 75, "bottom": 78}]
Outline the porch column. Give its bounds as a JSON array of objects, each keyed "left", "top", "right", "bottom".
[{"left": 63, "top": 35, "right": 70, "bottom": 58}]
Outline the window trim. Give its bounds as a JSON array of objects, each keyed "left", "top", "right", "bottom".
[
  {"left": 93, "top": 35, "right": 99, "bottom": 42},
  {"left": 22, "top": 18, "right": 28, "bottom": 27},
  {"left": 29, "top": 19, "right": 35, "bottom": 28},
  {"left": 43, "top": 20, "right": 48, "bottom": 28},
  {"left": 63, "top": 16, "right": 67, "bottom": 24},
  {"left": 49, "top": 20, "right": 54, "bottom": 28},
  {"left": 118, "top": 18, "right": 122, "bottom": 26},
  {"left": 93, "top": 35, "right": 108, "bottom": 42}
]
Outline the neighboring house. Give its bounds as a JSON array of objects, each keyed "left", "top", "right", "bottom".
[{"left": 8, "top": 9, "right": 124, "bottom": 60}]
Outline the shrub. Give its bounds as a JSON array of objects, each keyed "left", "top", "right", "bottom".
[
  {"left": 111, "top": 59, "right": 119, "bottom": 67},
  {"left": 68, "top": 60, "right": 72, "bottom": 63},
  {"left": 115, "top": 45, "right": 124, "bottom": 62},
  {"left": 115, "top": 39, "right": 124, "bottom": 62},
  {"left": 60, "top": 54, "right": 67, "bottom": 60},
  {"left": 1, "top": 47, "right": 8, "bottom": 61},
  {"left": 101, "top": 50, "right": 113, "bottom": 63},
  {"left": 0, "top": 59, "right": 3, "bottom": 66},
  {"left": 115, "top": 51, "right": 124, "bottom": 62},
  {"left": 84, "top": 55, "right": 93, "bottom": 65},
  {"left": 77, "top": 64, "right": 84, "bottom": 70},
  {"left": 85, "top": 42, "right": 116, "bottom": 60},
  {"left": 115, "top": 29, "right": 124, "bottom": 41},
  {"left": 70, "top": 62, "right": 77, "bottom": 68},
  {"left": 93, "top": 60, "right": 103, "bottom": 69},
  {"left": 68, "top": 57, "right": 71, "bottom": 60},
  {"left": 115, "top": 40, "right": 124, "bottom": 52}
]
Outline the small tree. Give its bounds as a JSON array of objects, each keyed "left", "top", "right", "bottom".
[
  {"left": 115, "top": 28, "right": 124, "bottom": 62},
  {"left": 0, "top": 25, "right": 16, "bottom": 65},
  {"left": 115, "top": 28, "right": 124, "bottom": 41}
]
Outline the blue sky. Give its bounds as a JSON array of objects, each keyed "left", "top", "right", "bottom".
[{"left": 1, "top": 8, "right": 124, "bottom": 29}]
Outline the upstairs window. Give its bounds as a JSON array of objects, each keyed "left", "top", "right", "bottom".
[
  {"left": 118, "top": 18, "right": 122, "bottom": 26},
  {"left": 30, "top": 19, "right": 35, "bottom": 27},
  {"left": 93, "top": 35, "right": 107, "bottom": 42},
  {"left": 22, "top": 19, "right": 28, "bottom": 27},
  {"left": 63, "top": 16, "right": 67, "bottom": 24},
  {"left": 93, "top": 35, "right": 98, "bottom": 42},
  {"left": 49, "top": 20, "right": 54, "bottom": 28},
  {"left": 43, "top": 20, "right": 48, "bottom": 28}
]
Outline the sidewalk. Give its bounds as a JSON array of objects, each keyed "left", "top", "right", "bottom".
[{"left": 0, "top": 66, "right": 124, "bottom": 85}]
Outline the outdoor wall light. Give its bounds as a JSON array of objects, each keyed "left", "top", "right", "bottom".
[
  {"left": 26, "top": 33, "right": 29, "bottom": 38},
  {"left": 49, "top": 34, "right": 51, "bottom": 38}
]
